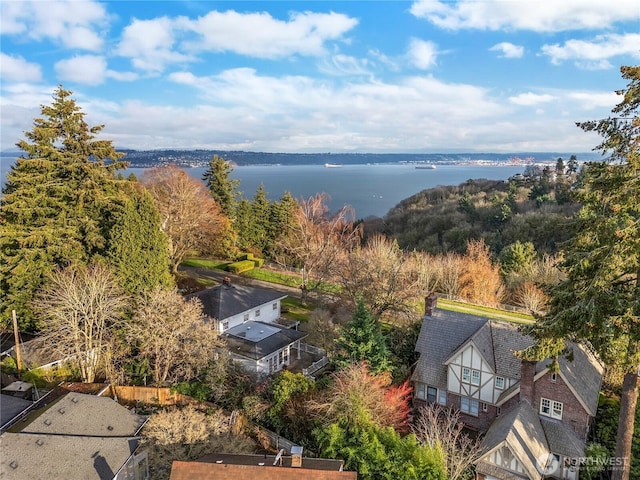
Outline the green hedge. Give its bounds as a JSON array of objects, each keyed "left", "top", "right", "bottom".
[
  {"left": 237, "top": 253, "right": 255, "bottom": 261},
  {"left": 227, "top": 260, "right": 256, "bottom": 274},
  {"left": 253, "top": 258, "right": 264, "bottom": 268}
]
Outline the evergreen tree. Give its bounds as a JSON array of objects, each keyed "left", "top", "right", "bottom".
[
  {"left": 202, "top": 155, "right": 240, "bottom": 219},
  {"left": 524, "top": 66, "right": 640, "bottom": 480},
  {"left": 234, "top": 198, "right": 254, "bottom": 252},
  {"left": 266, "top": 191, "right": 299, "bottom": 257},
  {"left": 334, "top": 300, "right": 391, "bottom": 374},
  {"left": 251, "top": 183, "right": 271, "bottom": 254},
  {"left": 107, "top": 187, "right": 174, "bottom": 295},
  {"left": 0, "top": 87, "right": 125, "bottom": 330}
]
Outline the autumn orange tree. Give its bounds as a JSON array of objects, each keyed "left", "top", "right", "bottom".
[
  {"left": 142, "top": 165, "right": 233, "bottom": 271},
  {"left": 459, "top": 239, "right": 504, "bottom": 306}
]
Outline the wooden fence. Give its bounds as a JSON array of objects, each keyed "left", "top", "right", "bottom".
[{"left": 103, "top": 385, "right": 203, "bottom": 407}]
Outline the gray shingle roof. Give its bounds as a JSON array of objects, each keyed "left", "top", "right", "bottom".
[
  {"left": 480, "top": 400, "right": 548, "bottom": 480},
  {"left": 411, "top": 309, "right": 487, "bottom": 388},
  {"left": 188, "top": 283, "right": 287, "bottom": 321},
  {"left": 557, "top": 344, "right": 603, "bottom": 416},
  {"left": 0, "top": 394, "right": 32, "bottom": 430},
  {"left": 0, "top": 432, "right": 139, "bottom": 480},
  {"left": 541, "top": 418, "right": 585, "bottom": 458},
  {"left": 19, "top": 393, "right": 146, "bottom": 437}
]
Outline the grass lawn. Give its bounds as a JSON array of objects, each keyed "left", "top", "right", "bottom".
[
  {"left": 436, "top": 298, "right": 535, "bottom": 324},
  {"left": 281, "top": 297, "right": 314, "bottom": 323}
]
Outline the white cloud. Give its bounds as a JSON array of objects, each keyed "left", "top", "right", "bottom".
[
  {"left": 541, "top": 33, "right": 640, "bottom": 67},
  {"left": 0, "top": 0, "right": 107, "bottom": 50},
  {"left": 318, "top": 54, "right": 372, "bottom": 76},
  {"left": 509, "top": 92, "right": 555, "bottom": 106},
  {"left": 0, "top": 53, "right": 42, "bottom": 82},
  {"left": 489, "top": 42, "right": 524, "bottom": 58},
  {"left": 180, "top": 10, "right": 358, "bottom": 58},
  {"left": 410, "top": 0, "right": 640, "bottom": 32},
  {"left": 54, "top": 55, "right": 107, "bottom": 86},
  {"left": 407, "top": 38, "right": 438, "bottom": 69},
  {"left": 116, "top": 17, "right": 192, "bottom": 73}
]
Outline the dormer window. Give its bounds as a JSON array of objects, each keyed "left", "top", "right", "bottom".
[
  {"left": 462, "top": 367, "right": 480, "bottom": 385},
  {"left": 471, "top": 370, "right": 480, "bottom": 385},
  {"left": 495, "top": 376, "right": 505, "bottom": 389},
  {"left": 551, "top": 373, "right": 557, "bottom": 383}
]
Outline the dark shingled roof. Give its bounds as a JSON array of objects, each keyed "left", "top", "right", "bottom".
[
  {"left": 479, "top": 400, "right": 547, "bottom": 480},
  {"left": 188, "top": 283, "right": 286, "bottom": 321},
  {"left": 541, "top": 418, "right": 585, "bottom": 459},
  {"left": 223, "top": 321, "right": 306, "bottom": 360}
]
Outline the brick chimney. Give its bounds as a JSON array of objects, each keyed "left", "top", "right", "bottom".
[
  {"left": 519, "top": 360, "right": 536, "bottom": 403},
  {"left": 425, "top": 292, "right": 438, "bottom": 316}
]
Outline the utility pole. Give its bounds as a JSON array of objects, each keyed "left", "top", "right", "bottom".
[{"left": 12, "top": 310, "right": 22, "bottom": 379}]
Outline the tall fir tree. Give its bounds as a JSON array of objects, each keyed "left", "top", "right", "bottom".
[
  {"left": 266, "top": 191, "right": 298, "bottom": 258},
  {"left": 106, "top": 186, "right": 174, "bottom": 295},
  {"left": 202, "top": 154, "right": 240, "bottom": 219},
  {"left": 251, "top": 183, "right": 271, "bottom": 255},
  {"left": 524, "top": 66, "right": 640, "bottom": 480},
  {"left": 0, "top": 87, "right": 126, "bottom": 330}
]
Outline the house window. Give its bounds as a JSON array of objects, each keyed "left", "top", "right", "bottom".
[
  {"left": 540, "top": 398, "right": 563, "bottom": 419},
  {"left": 427, "top": 386, "right": 437, "bottom": 403},
  {"left": 482, "top": 402, "right": 488, "bottom": 412},
  {"left": 462, "top": 367, "right": 470, "bottom": 383},
  {"left": 221, "top": 321, "right": 229, "bottom": 331},
  {"left": 471, "top": 369, "right": 480, "bottom": 385},
  {"left": 243, "top": 313, "right": 250, "bottom": 322},
  {"left": 416, "top": 384, "right": 426, "bottom": 400},
  {"left": 497, "top": 407, "right": 502, "bottom": 416},
  {"left": 462, "top": 367, "right": 480, "bottom": 385},
  {"left": 460, "top": 397, "right": 479, "bottom": 416},
  {"left": 438, "top": 390, "right": 447, "bottom": 406},
  {"left": 551, "top": 373, "right": 557, "bottom": 383},
  {"left": 273, "top": 302, "right": 278, "bottom": 310},
  {"left": 495, "top": 376, "right": 505, "bottom": 389},
  {"left": 255, "top": 309, "right": 261, "bottom": 317}
]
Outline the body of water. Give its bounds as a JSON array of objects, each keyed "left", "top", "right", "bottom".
[{"left": 2, "top": 158, "right": 524, "bottom": 218}]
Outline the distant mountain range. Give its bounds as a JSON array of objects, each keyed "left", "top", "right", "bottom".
[{"left": 1, "top": 149, "right": 604, "bottom": 168}]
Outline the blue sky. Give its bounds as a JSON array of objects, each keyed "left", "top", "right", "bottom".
[{"left": 1, "top": 0, "right": 639, "bottom": 153}]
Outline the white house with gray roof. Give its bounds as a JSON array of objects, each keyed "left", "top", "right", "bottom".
[
  {"left": 412, "top": 295, "right": 604, "bottom": 480},
  {"left": 188, "top": 279, "right": 307, "bottom": 375}
]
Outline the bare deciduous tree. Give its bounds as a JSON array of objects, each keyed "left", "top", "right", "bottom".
[
  {"left": 413, "top": 403, "right": 485, "bottom": 480},
  {"left": 142, "top": 164, "right": 230, "bottom": 272},
  {"left": 33, "top": 263, "right": 129, "bottom": 383},
  {"left": 515, "top": 281, "right": 548, "bottom": 313},
  {"left": 127, "top": 288, "right": 224, "bottom": 385},
  {"left": 143, "top": 405, "right": 255, "bottom": 479},
  {"left": 436, "top": 252, "right": 464, "bottom": 296},
  {"left": 336, "top": 234, "right": 418, "bottom": 317},
  {"left": 274, "top": 193, "right": 360, "bottom": 302}
]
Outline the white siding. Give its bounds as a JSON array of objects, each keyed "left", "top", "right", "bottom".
[{"left": 217, "top": 300, "right": 282, "bottom": 332}]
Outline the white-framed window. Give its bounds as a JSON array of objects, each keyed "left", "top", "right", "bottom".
[
  {"left": 471, "top": 369, "right": 480, "bottom": 385},
  {"left": 482, "top": 402, "right": 488, "bottom": 412},
  {"left": 462, "top": 367, "right": 470, "bottom": 383},
  {"left": 462, "top": 367, "right": 480, "bottom": 385},
  {"left": 540, "top": 397, "right": 563, "bottom": 419},
  {"left": 497, "top": 407, "right": 502, "bottom": 416},
  {"left": 243, "top": 313, "right": 250, "bottom": 322},
  {"left": 551, "top": 373, "right": 557, "bottom": 383},
  {"left": 460, "top": 397, "right": 479, "bottom": 416},
  {"left": 438, "top": 390, "right": 447, "bottom": 406},
  {"left": 427, "top": 386, "right": 437, "bottom": 403},
  {"left": 255, "top": 309, "right": 261, "bottom": 317},
  {"left": 495, "top": 376, "right": 505, "bottom": 389},
  {"left": 416, "top": 383, "right": 426, "bottom": 400},
  {"left": 272, "top": 302, "right": 278, "bottom": 310}
]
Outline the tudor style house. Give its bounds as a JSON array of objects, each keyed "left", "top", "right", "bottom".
[
  {"left": 188, "top": 278, "right": 307, "bottom": 375},
  {"left": 412, "top": 294, "right": 604, "bottom": 480}
]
